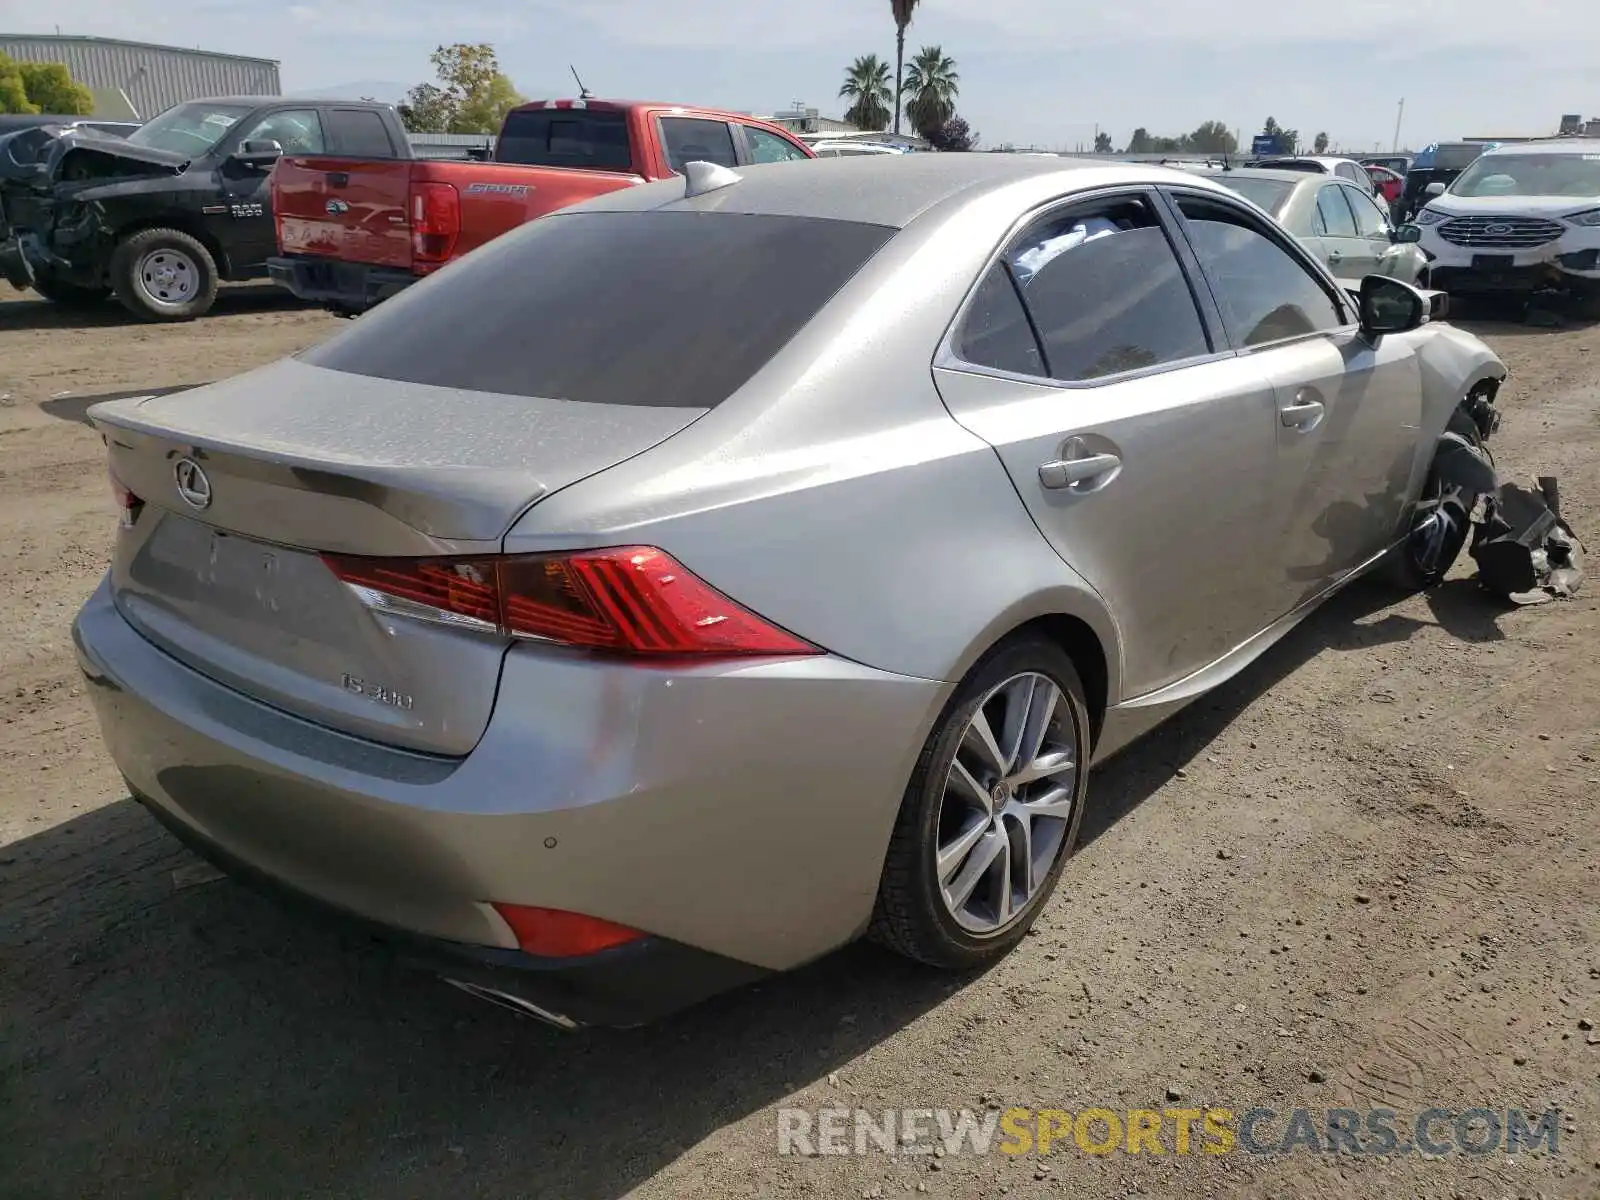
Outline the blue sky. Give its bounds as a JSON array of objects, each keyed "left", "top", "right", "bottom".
[{"left": 7, "top": 0, "right": 1598, "bottom": 150}]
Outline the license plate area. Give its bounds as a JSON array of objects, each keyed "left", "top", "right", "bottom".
[{"left": 1471, "top": 254, "right": 1515, "bottom": 271}]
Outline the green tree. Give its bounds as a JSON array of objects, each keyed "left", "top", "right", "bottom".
[
  {"left": 903, "top": 45, "right": 958, "bottom": 138},
  {"left": 1313, "top": 131, "right": 1329, "bottom": 154},
  {"left": 401, "top": 43, "right": 524, "bottom": 136},
  {"left": 1093, "top": 131, "right": 1113, "bottom": 153},
  {"left": 839, "top": 54, "right": 893, "bottom": 132},
  {"left": 1186, "top": 120, "right": 1236, "bottom": 154},
  {"left": 1127, "top": 127, "right": 1152, "bottom": 153},
  {"left": 18, "top": 62, "right": 93, "bottom": 114},
  {"left": 926, "top": 115, "right": 976, "bottom": 152},
  {"left": 889, "top": 0, "right": 919, "bottom": 136},
  {"left": 0, "top": 53, "right": 35, "bottom": 114}
]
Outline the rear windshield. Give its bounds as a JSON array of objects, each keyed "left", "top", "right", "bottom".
[
  {"left": 1213, "top": 176, "right": 1294, "bottom": 216},
  {"left": 496, "top": 109, "right": 633, "bottom": 171},
  {"left": 302, "top": 210, "right": 896, "bottom": 408}
]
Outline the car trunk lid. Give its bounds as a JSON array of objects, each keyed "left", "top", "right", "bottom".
[
  {"left": 274, "top": 156, "right": 416, "bottom": 269},
  {"left": 89, "top": 357, "right": 708, "bottom": 755}
]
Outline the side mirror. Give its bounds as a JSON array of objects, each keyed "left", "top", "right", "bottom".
[
  {"left": 233, "top": 138, "right": 283, "bottom": 166},
  {"left": 1424, "top": 181, "right": 1446, "bottom": 198},
  {"left": 1393, "top": 223, "right": 1423, "bottom": 244},
  {"left": 1359, "top": 274, "right": 1427, "bottom": 337}
]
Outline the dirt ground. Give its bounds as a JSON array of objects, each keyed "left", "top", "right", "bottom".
[{"left": 1, "top": 284, "right": 1597, "bottom": 1200}]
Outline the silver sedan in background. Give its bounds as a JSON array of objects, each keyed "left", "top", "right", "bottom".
[
  {"left": 75, "top": 155, "right": 1504, "bottom": 1028},
  {"left": 1204, "top": 167, "right": 1431, "bottom": 286}
]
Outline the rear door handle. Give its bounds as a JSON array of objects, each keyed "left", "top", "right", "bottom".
[
  {"left": 1039, "top": 452, "right": 1121, "bottom": 489},
  {"left": 1280, "top": 397, "right": 1325, "bottom": 429},
  {"left": 1326, "top": 250, "right": 1343, "bottom": 265}
]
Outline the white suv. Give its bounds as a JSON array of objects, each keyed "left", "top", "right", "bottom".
[{"left": 1413, "top": 139, "right": 1600, "bottom": 313}]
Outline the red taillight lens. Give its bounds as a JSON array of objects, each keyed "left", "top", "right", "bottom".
[
  {"left": 410, "top": 181, "right": 460, "bottom": 264},
  {"left": 322, "top": 546, "right": 821, "bottom": 658},
  {"left": 109, "top": 469, "right": 142, "bottom": 528},
  {"left": 492, "top": 904, "right": 646, "bottom": 958}
]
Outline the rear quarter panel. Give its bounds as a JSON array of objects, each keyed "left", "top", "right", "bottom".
[{"left": 431, "top": 161, "right": 645, "bottom": 258}]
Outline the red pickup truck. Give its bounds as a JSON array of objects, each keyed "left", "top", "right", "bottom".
[{"left": 268, "top": 99, "right": 815, "bottom": 313}]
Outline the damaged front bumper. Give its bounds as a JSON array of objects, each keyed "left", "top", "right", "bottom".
[{"left": 0, "top": 200, "right": 114, "bottom": 291}]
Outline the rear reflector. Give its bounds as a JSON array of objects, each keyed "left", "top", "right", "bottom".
[
  {"left": 322, "top": 546, "right": 820, "bottom": 658},
  {"left": 109, "top": 468, "right": 142, "bottom": 529},
  {"left": 410, "top": 181, "right": 461, "bottom": 264},
  {"left": 492, "top": 903, "right": 646, "bottom": 958}
]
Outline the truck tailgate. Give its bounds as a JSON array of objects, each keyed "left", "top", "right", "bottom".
[{"left": 275, "top": 155, "right": 413, "bottom": 270}]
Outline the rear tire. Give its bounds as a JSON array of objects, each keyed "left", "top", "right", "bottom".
[
  {"left": 110, "top": 228, "right": 219, "bottom": 322},
  {"left": 30, "top": 272, "right": 110, "bottom": 306},
  {"left": 870, "top": 636, "right": 1092, "bottom": 970}
]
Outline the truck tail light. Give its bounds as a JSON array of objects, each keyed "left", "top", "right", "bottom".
[
  {"left": 321, "top": 546, "right": 822, "bottom": 658},
  {"left": 410, "top": 181, "right": 461, "bottom": 264}
]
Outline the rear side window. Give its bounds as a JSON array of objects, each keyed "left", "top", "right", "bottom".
[
  {"left": 496, "top": 109, "right": 632, "bottom": 171},
  {"left": 326, "top": 108, "right": 395, "bottom": 157},
  {"left": 1176, "top": 195, "right": 1346, "bottom": 347},
  {"left": 302, "top": 211, "right": 895, "bottom": 408},
  {"left": 955, "top": 264, "right": 1045, "bottom": 377},
  {"left": 1002, "top": 195, "right": 1209, "bottom": 381},
  {"left": 660, "top": 117, "right": 739, "bottom": 173}
]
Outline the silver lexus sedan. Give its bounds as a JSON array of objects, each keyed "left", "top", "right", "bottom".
[{"left": 75, "top": 154, "right": 1506, "bottom": 1028}]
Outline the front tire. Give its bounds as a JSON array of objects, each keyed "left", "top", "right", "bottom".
[
  {"left": 871, "top": 636, "right": 1092, "bottom": 970},
  {"left": 1387, "top": 466, "right": 1472, "bottom": 592},
  {"left": 110, "top": 228, "right": 219, "bottom": 322}
]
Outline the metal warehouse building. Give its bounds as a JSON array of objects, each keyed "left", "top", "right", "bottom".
[{"left": 0, "top": 34, "right": 279, "bottom": 120}]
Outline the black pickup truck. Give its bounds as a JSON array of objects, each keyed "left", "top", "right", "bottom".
[{"left": 0, "top": 96, "right": 405, "bottom": 321}]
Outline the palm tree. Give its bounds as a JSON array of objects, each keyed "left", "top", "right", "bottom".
[
  {"left": 839, "top": 54, "right": 893, "bottom": 132},
  {"left": 890, "top": 0, "right": 920, "bottom": 135},
  {"left": 903, "top": 45, "right": 959, "bottom": 138}
]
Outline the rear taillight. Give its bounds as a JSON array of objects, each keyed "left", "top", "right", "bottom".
[
  {"left": 409, "top": 181, "right": 460, "bottom": 264},
  {"left": 322, "top": 546, "right": 820, "bottom": 658},
  {"left": 492, "top": 904, "right": 646, "bottom": 958},
  {"left": 109, "top": 469, "right": 142, "bottom": 529}
]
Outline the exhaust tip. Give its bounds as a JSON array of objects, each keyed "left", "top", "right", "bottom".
[{"left": 442, "top": 978, "right": 580, "bottom": 1030}]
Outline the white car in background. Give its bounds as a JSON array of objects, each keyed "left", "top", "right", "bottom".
[
  {"left": 1413, "top": 139, "right": 1600, "bottom": 314},
  {"left": 1247, "top": 155, "right": 1378, "bottom": 196},
  {"left": 807, "top": 140, "right": 908, "bottom": 158}
]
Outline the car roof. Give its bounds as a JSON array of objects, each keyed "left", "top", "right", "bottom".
[
  {"left": 569, "top": 154, "right": 1239, "bottom": 230},
  {"left": 1199, "top": 167, "right": 1322, "bottom": 186}
]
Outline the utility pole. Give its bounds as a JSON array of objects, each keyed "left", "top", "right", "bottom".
[{"left": 1392, "top": 98, "right": 1405, "bottom": 153}]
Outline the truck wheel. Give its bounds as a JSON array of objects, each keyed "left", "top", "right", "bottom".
[
  {"left": 110, "top": 228, "right": 219, "bottom": 322},
  {"left": 30, "top": 272, "right": 111, "bottom": 306}
]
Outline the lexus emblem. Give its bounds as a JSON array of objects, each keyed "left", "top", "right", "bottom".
[
  {"left": 173, "top": 458, "right": 212, "bottom": 510},
  {"left": 326, "top": 198, "right": 350, "bottom": 215},
  {"left": 1485, "top": 222, "right": 1511, "bottom": 234}
]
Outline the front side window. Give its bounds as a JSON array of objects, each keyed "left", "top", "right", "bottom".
[
  {"left": 1175, "top": 195, "right": 1347, "bottom": 348},
  {"left": 301, "top": 211, "right": 895, "bottom": 408},
  {"left": 1315, "top": 185, "right": 1358, "bottom": 237},
  {"left": 240, "top": 109, "right": 326, "bottom": 155},
  {"left": 745, "top": 127, "right": 810, "bottom": 163},
  {"left": 1344, "top": 186, "right": 1391, "bottom": 237},
  {"left": 660, "top": 117, "right": 739, "bottom": 173},
  {"left": 1003, "top": 195, "right": 1209, "bottom": 382}
]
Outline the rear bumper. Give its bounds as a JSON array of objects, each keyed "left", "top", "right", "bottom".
[
  {"left": 133, "top": 790, "right": 765, "bottom": 1028},
  {"left": 73, "top": 575, "right": 941, "bottom": 1018},
  {"left": 267, "top": 254, "right": 416, "bottom": 311}
]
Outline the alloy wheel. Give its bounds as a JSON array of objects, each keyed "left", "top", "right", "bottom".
[{"left": 935, "top": 671, "right": 1079, "bottom": 935}]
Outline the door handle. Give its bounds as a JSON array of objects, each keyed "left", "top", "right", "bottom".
[
  {"left": 1279, "top": 397, "right": 1325, "bottom": 429},
  {"left": 1039, "top": 452, "right": 1121, "bottom": 489},
  {"left": 1326, "top": 250, "right": 1343, "bottom": 264}
]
